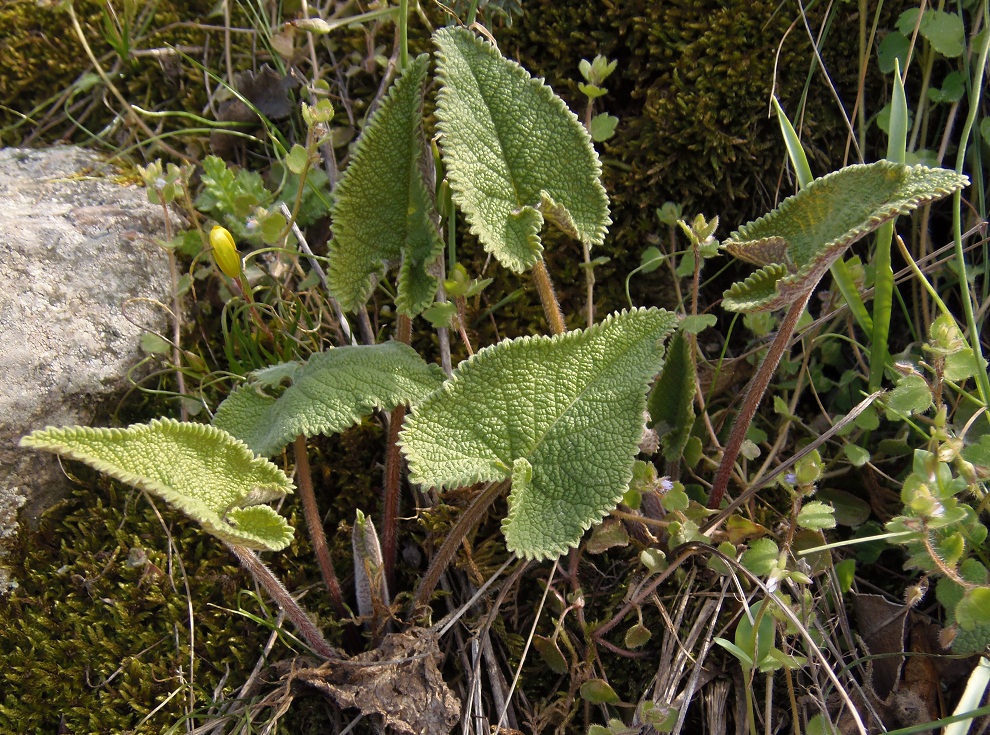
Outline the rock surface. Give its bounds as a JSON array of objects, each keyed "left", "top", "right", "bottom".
[{"left": 0, "top": 146, "right": 174, "bottom": 590}]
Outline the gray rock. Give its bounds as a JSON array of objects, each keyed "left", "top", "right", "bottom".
[{"left": 0, "top": 146, "right": 175, "bottom": 590}]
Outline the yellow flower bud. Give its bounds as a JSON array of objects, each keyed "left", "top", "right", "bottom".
[{"left": 210, "top": 225, "right": 242, "bottom": 279}]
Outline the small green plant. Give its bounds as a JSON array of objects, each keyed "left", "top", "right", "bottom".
[
  {"left": 12, "top": 3, "right": 990, "bottom": 732},
  {"left": 20, "top": 21, "right": 675, "bottom": 675}
]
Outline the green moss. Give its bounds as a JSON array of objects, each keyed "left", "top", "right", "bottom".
[
  {"left": 0, "top": 469, "right": 347, "bottom": 733},
  {"left": 0, "top": 0, "right": 214, "bottom": 147}
]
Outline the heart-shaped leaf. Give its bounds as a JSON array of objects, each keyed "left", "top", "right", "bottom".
[
  {"left": 214, "top": 342, "right": 445, "bottom": 457},
  {"left": 722, "top": 161, "right": 968, "bottom": 312},
  {"left": 20, "top": 419, "right": 295, "bottom": 550},
  {"left": 434, "top": 27, "right": 610, "bottom": 272},
  {"left": 400, "top": 308, "right": 677, "bottom": 560}
]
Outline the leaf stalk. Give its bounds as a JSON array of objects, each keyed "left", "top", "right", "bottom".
[{"left": 708, "top": 291, "right": 812, "bottom": 509}]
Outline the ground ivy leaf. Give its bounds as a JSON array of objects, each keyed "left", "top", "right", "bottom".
[
  {"left": 328, "top": 54, "right": 442, "bottom": 316},
  {"left": 214, "top": 342, "right": 445, "bottom": 457},
  {"left": 400, "top": 308, "right": 677, "bottom": 560},
  {"left": 886, "top": 373, "right": 933, "bottom": 415},
  {"left": 434, "top": 27, "right": 610, "bottom": 273},
  {"left": 20, "top": 419, "right": 295, "bottom": 550},
  {"left": 721, "top": 161, "right": 968, "bottom": 312},
  {"left": 741, "top": 537, "right": 779, "bottom": 576}
]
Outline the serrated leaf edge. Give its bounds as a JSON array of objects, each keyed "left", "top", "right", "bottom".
[
  {"left": 722, "top": 162, "right": 969, "bottom": 312},
  {"left": 21, "top": 418, "right": 294, "bottom": 550},
  {"left": 328, "top": 53, "right": 438, "bottom": 312},
  {"left": 434, "top": 26, "right": 610, "bottom": 272},
  {"left": 400, "top": 307, "right": 675, "bottom": 491}
]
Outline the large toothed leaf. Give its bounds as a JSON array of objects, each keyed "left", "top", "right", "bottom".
[
  {"left": 329, "top": 54, "right": 442, "bottom": 316},
  {"left": 214, "top": 342, "right": 446, "bottom": 457},
  {"left": 400, "top": 308, "right": 677, "bottom": 560},
  {"left": 20, "top": 419, "right": 294, "bottom": 551},
  {"left": 721, "top": 161, "right": 968, "bottom": 312},
  {"left": 434, "top": 26, "right": 610, "bottom": 273}
]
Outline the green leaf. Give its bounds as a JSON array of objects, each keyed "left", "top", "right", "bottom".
[
  {"left": 578, "top": 82, "right": 607, "bottom": 99},
  {"left": 735, "top": 602, "right": 775, "bottom": 666},
  {"left": 214, "top": 342, "right": 445, "bottom": 457},
  {"left": 945, "top": 348, "right": 979, "bottom": 381},
  {"left": 796, "top": 501, "right": 836, "bottom": 531},
  {"left": 660, "top": 483, "right": 689, "bottom": 512},
  {"left": 740, "top": 538, "right": 779, "bottom": 576},
  {"left": 400, "top": 308, "right": 677, "bottom": 560},
  {"left": 878, "top": 31, "right": 910, "bottom": 74},
  {"left": 956, "top": 587, "right": 990, "bottom": 631},
  {"left": 421, "top": 301, "right": 457, "bottom": 329},
  {"left": 140, "top": 332, "right": 172, "bottom": 355},
  {"left": 817, "top": 487, "right": 871, "bottom": 526},
  {"left": 721, "top": 162, "right": 969, "bottom": 312},
  {"left": 648, "top": 330, "right": 696, "bottom": 463},
  {"left": 886, "top": 373, "right": 932, "bottom": 415},
  {"left": 285, "top": 143, "right": 310, "bottom": 175},
  {"left": 962, "top": 435, "right": 990, "bottom": 468},
  {"left": 589, "top": 113, "right": 619, "bottom": 142},
  {"left": 580, "top": 679, "right": 620, "bottom": 705},
  {"left": 897, "top": 9, "right": 966, "bottom": 58},
  {"left": 639, "top": 246, "right": 663, "bottom": 273},
  {"left": 434, "top": 27, "right": 610, "bottom": 272},
  {"left": 20, "top": 419, "right": 294, "bottom": 550},
  {"left": 625, "top": 623, "right": 652, "bottom": 649},
  {"left": 328, "top": 54, "right": 442, "bottom": 316},
  {"left": 772, "top": 96, "right": 812, "bottom": 189},
  {"left": 680, "top": 314, "right": 716, "bottom": 334},
  {"left": 843, "top": 443, "right": 870, "bottom": 468},
  {"left": 714, "top": 637, "right": 753, "bottom": 668},
  {"left": 835, "top": 559, "right": 855, "bottom": 593},
  {"left": 928, "top": 71, "right": 966, "bottom": 104},
  {"left": 196, "top": 156, "right": 269, "bottom": 232},
  {"left": 806, "top": 715, "right": 840, "bottom": 735},
  {"left": 534, "top": 635, "right": 568, "bottom": 674}
]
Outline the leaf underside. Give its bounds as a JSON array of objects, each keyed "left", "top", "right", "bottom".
[
  {"left": 648, "top": 329, "right": 696, "bottom": 462},
  {"left": 721, "top": 161, "right": 968, "bottom": 312},
  {"left": 328, "top": 54, "right": 442, "bottom": 316},
  {"left": 20, "top": 419, "right": 295, "bottom": 550},
  {"left": 213, "top": 342, "right": 446, "bottom": 457},
  {"left": 400, "top": 308, "right": 678, "bottom": 560},
  {"left": 434, "top": 26, "right": 610, "bottom": 273}
]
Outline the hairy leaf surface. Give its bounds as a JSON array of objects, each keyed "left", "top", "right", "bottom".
[
  {"left": 214, "top": 342, "right": 445, "bottom": 457},
  {"left": 434, "top": 27, "right": 610, "bottom": 272},
  {"left": 328, "top": 54, "right": 442, "bottom": 315},
  {"left": 400, "top": 308, "right": 677, "bottom": 560},
  {"left": 722, "top": 162, "right": 968, "bottom": 312},
  {"left": 20, "top": 419, "right": 294, "bottom": 550}
]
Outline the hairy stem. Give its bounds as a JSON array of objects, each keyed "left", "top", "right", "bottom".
[
  {"left": 294, "top": 435, "right": 348, "bottom": 617},
  {"left": 382, "top": 313, "right": 412, "bottom": 588},
  {"left": 413, "top": 480, "right": 508, "bottom": 615},
  {"left": 532, "top": 258, "right": 567, "bottom": 335},
  {"left": 225, "top": 541, "right": 337, "bottom": 659},
  {"left": 707, "top": 291, "right": 812, "bottom": 510}
]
